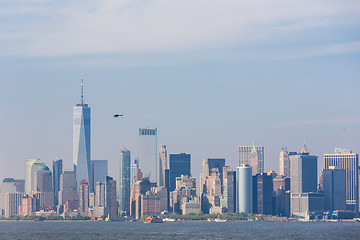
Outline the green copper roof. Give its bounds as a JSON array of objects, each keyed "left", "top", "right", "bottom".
[{"left": 251, "top": 140, "right": 257, "bottom": 154}]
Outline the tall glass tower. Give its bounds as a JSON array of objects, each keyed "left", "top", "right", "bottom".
[
  {"left": 73, "top": 80, "right": 91, "bottom": 186},
  {"left": 138, "top": 128, "right": 157, "bottom": 183},
  {"left": 119, "top": 148, "right": 131, "bottom": 216},
  {"left": 52, "top": 158, "right": 63, "bottom": 208}
]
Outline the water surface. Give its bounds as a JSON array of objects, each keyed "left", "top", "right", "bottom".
[{"left": 0, "top": 221, "right": 358, "bottom": 240}]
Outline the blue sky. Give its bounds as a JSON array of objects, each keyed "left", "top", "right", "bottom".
[{"left": 0, "top": 0, "right": 359, "bottom": 181}]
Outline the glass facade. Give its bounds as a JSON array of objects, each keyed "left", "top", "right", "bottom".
[
  {"left": 119, "top": 149, "right": 131, "bottom": 215},
  {"left": 90, "top": 160, "right": 108, "bottom": 193},
  {"left": 73, "top": 104, "right": 91, "bottom": 186},
  {"left": 138, "top": 128, "right": 157, "bottom": 183},
  {"left": 52, "top": 158, "right": 63, "bottom": 207},
  {"left": 169, "top": 153, "right": 191, "bottom": 191},
  {"left": 238, "top": 145, "right": 264, "bottom": 174},
  {"left": 25, "top": 159, "right": 36, "bottom": 195}
]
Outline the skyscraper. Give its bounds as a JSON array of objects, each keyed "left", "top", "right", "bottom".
[
  {"left": 322, "top": 167, "right": 346, "bottom": 212},
  {"left": 58, "top": 170, "right": 78, "bottom": 206},
  {"left": 79, "top": 180, "right": 89, "bottom": 216},
  {"left": 35, "top": 169, "right": 54, "bottom": 208},
  {"left": 290, "top": 144, "right": 318, "bottom": 194},
  {"left": 220, "top": 166, "right": 236, "bottom": 213},
  {"left": 324, "top": 148, "right": 359, "bottom": 211},
  {"left": 201, "top": 158, "right": 226, "bottom": 181},
  {"left": 239, "top": 143, "right": 264, "bottom": 174},
  {"left": 290, "top": 144, "right": 323, "bottom": 216},
  {"left": 169, "top": 153, "right": 191, "bottom": 192},
  {"left": 30, "top": 159, "right": 48, "bottom": 193},
  {"left": 5, "top": 192, "right": 23, "bottom": 218},
  {"left": 279, "top": 148, "right": 290, "bottom": 177},
  {"left": 105, "top": 176, "right": 117, "bottom": 218},
  {"left": 0, "top": 178, "right": 24, "bottom": 216},
  {"left": 130, "top": 159, "right": 139, "bottom": 190},
  {"left": 119, "top": 148, "right": 131, "bottom": 216},
  {"left": 159, "top": 144, "right": 167, "bottom": 187},
  {"left": 236, "top": 165, "right": 252, "bottom": 213},
  {"left": 52, "top": 158, "right": 63, "bottom": 208},
  {"left": 90, "top": 160, "right": 108, "bottom": 193},
  {"left": 252, "top": 173, "right": 274, "bottom": 215},
  {"left": 25, "top": 159, "right": 36, "bottom": 195},
  {"left": 138, "top": 128, "right": 157, "bottom": 183},
  {"left": 73, "top": 80, "right": 91, "bottom": 186}
]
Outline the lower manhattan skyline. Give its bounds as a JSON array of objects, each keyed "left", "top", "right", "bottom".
[{"left": 0, "top": 0, "right": 359, "bottom": 184}]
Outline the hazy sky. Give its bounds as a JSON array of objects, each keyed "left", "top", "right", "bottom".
[{"left": 1, "top": 0, "right": 359, "bottom": 182}]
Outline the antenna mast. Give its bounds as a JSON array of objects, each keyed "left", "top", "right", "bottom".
[{"left": 81, "top": 78, "right": 84, "bottom": 105}]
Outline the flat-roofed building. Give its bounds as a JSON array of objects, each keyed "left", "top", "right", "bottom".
[{"left": 324, "top": 148, "right": 359, "bottom": 212}]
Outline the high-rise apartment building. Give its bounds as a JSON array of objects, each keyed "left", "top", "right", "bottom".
[
  {"left": 105, "top": 176, "right": 117, "bottom": 219},
  {"left": 0, "top": 178, "right": 24, "bottom": 216},
  {"left": 52, "top": 158, "right": 62, "bottom": 208},
  {"left": 324, "top": 148, "right": 359, "bottom": 211},
  {"left": 5, "top": 192, "right": 23, "bottom": 217},
  {"left": 159, "top": 144, "right": 167, "bottom": 187},
  {"left": 19, "top": 194, "right": 37, "bottom": 217},
  {"left": 79, "top": 180, "right": 89, "bottom": 216},
  {"left": 168, "top": 153, "right": 191, "bottom": 191},
  {"left": 279, "top": 148, "right": 290, "bottom": 177},
  {"left": 95, "top": 182, "right": 105, "bottom": 207},
  {"left": 90, "top": 160, "right": 108, "bottom": 193},
  {"left": 236, "top": 165, "right": 252, "bottom": 213},
  {"left": 238, "top": 143, "right": 264, "bottom": 174},
  {"left": 73, "top": 80, "right": 91, "bottom": 186},
  {"left": 119, "top": 149, "right": 131, "bottom": 216},
  {"left": 130, "top": 159, "right": 139, "bottom": 191},
  {"left": 138, "top": 128, "right": 157, "bottom": 183}
]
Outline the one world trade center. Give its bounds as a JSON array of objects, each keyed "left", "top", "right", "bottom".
[{"left": 73, "top": 80, "right": 91, "bottom": 187}]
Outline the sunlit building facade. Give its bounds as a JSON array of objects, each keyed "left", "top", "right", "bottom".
[
  {"left": 138, "top": 128, "right": 157, "bottom": 183},
  {"left": 73, "top": 81, "right": 91, "bottom": 186}
]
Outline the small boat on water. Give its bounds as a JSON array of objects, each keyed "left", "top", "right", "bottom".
[
  {"left": 163, "top": 218, "right": 176, "bottom": 222},
  {"left": 214, "top": 218, "right": 227, "bottom": 223},
  {"left": 145, "top": 216, "right": 163, "bottom": 223}
]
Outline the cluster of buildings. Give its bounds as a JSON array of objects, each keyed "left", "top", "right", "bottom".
[{"left": 0, "top": 82, "right": 359, "bottom": 220}]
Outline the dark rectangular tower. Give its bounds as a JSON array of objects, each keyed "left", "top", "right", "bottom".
[{"left": 169, "top": 153, "right": 191, "bottom": 191}]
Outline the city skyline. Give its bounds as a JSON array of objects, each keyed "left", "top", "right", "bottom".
[{"left": 0, "top": 1, "right": 359, "bottom": 182}]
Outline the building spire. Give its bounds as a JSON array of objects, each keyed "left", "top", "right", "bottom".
[
  {"left": 81, "top": 78, "right": 84, "bottom": 105},
  {"left": 301, "top": 142, "right": 309, "bottom": 155},
  {"left": 251, "top": 140, "right": 257, "bottom": 154}
]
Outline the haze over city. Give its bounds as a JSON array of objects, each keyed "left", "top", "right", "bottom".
[{"left": 0, "top": 0, "right": 359, "bottom": 182}]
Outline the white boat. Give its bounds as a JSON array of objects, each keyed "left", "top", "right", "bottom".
[
  {"left": 214, "top": 218, "right": 227, "bottom": 222},
  {"left": 163, "top": 218, "right": 176, "bottom": 222}
]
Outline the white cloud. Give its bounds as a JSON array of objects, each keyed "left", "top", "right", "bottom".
[{"left": 1, "top": 0, "right": 359, "bottom": 60}]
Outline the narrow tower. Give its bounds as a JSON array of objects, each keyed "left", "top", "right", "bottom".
[{"left": 73, "top": 79, "right": 91, "bottom": 186}]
